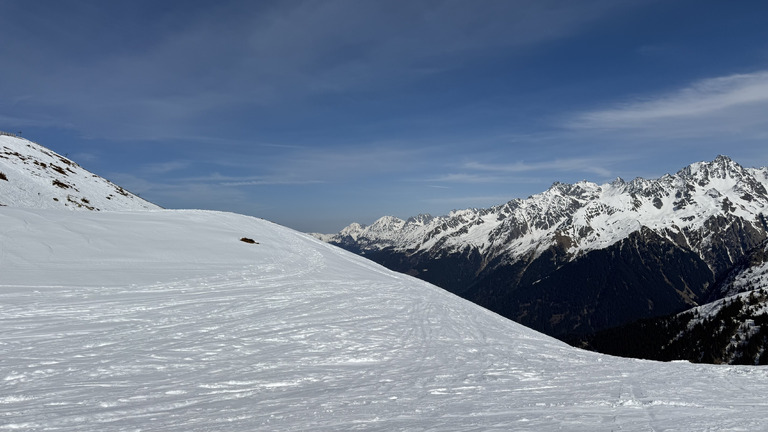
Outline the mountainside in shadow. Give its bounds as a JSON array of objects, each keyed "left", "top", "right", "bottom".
[
  {"left": 576, "top": 238, "right": 768, "bottom": 364},
  {"left": 317, "top": 156, "right": 768, "bottom": 337}
]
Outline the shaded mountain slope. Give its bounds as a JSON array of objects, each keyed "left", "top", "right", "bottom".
[{"left": 578, "top": 239, "right": 768, "bottom": 364}]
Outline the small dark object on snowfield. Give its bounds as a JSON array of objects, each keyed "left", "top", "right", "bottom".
[{"left": 240, "top": 237, "right": 258, "bottom": 244}]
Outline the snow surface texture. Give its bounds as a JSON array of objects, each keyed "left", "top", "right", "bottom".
[
  {"left": 3, "top": 208, "right": 768, "bottom": 431},
  {"left": 319, "top": 155, "right": 768, "bottom": 264},
  {"left": 0, "top": 134, "right": 158, "bottom": 211}
]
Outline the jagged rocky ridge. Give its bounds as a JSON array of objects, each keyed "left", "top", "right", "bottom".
[{"left": 318, "top": 156, "right": 768, "bottom": 337}]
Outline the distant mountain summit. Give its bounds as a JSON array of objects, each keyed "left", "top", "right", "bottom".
[
  {"left": 318, "top": 156, "right": 768, "bottom": 337},
  {"left": 0, "top": 132, "right": 159, "bottom": 211}
]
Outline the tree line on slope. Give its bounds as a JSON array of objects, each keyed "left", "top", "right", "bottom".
[{"left": 572, "top": 289, "right": 768, "bottom": 365}]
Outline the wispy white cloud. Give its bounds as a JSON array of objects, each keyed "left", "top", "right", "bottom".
[
  {"left": 106, "top": 171, "right": 265, "bottom": 215},
  {"left": 426, "top": 173, "right": 517, "bottom": 184},
  {"left": 142, "top": 161, "right": 191, "bottom": 175},
  {"left": 139, "top": 143, "right": 429, "bottom": 189},
  {"left": 423, "top": 156, "right": 623, "bottom": 185},
  {"left": 0, "top": 0, "right": 648, "bottom": 141},
  {"left": 424, "top": 195, "right": 517, "bottom": 208},
  {"left": 220, "top": 178, "right": 325, "bottom": 187},
  {"left": 0, "top": 113, "right": 74, "bottom": 130},
  {"left": 251, "top": 144, "right": 432, "bottom": 183},
  {"left": 569, "top": 71, "right": 768, "bottom": 130},
  {"left": 464, "top": 158, "right": 617, "bottom": 177}
]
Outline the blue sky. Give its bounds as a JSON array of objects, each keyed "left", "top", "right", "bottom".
[{"left": 2, "top": 0, "right": 768, "bottom": 232}]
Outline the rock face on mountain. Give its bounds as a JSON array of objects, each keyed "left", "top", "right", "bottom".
[
  {"left": 318, "top": 156, "right": 768, "bottom": 337},
  {"left": 0, "top": 133, "right": 158, "bottom": 211}
]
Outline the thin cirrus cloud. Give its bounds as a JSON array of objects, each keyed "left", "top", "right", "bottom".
[
  {"left": 568, "top": 71, "right": 768, "bottom": 133},
  {"left": 148, "top": 144, "right": 429, "bottom": 188},
  {"left": 425, "top": 195, "right": 518, "bottom": 208},
  {"left": 464, "top": 159, "right": 616, "bottom": 177},
  {"left": 238, "top": 144, "right": 432, "bottom": 184},
  {"left": 220, "top": 178, "right": 325, "bottom": 187},
  {"left": 0, "top": 0, "right": 647, "bottom": 141},
  {"left": 142, "top": 161, "right": 192, "bottom": 175},
  {"left": 426, "top": 173, "right": 513, "bottom": 184},
  {"left": 422, "top": 157, "right": 623, "bottom": 186}
]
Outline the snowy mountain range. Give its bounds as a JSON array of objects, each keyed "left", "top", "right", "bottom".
[
  {"left": 319, "top": 156, "right": 768, "bottom": 336},
  {"left": 3, "top": 134, "right": 768, "bottom": 430},
  {"left": 0, "top": 132, "right": 158, "bottom": 211},
  {"left": 319, "top": 155, "right": 768, "bottom": 259}
]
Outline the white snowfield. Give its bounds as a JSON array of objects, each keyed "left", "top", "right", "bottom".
[{"left": 2, "top": 208, "right": 768, "bottom": 431}]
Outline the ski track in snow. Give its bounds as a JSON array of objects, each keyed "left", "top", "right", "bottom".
[{"left": 2, "top": 209, "right": 768, "bottom": 431}]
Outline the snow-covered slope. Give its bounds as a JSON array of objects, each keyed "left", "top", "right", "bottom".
[
  {"left": 0, "top": 133, "right": 158, "bottom": 210},
  {"left": 3, "top": 207, "right": 768, "bottom": 431}
]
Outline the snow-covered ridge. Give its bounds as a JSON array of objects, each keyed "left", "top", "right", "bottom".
[
  {"left": 0, "top": 134, "right": 158, "bottom": 211},
  {"left": 320, "top": 155, "right": 768, "bottom": 264},
  {"left": 4, "top": 207, "right": 768, "bottom": 431}
]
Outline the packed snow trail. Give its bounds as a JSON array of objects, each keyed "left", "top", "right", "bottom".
[{"left": 2, "top": 209, "right": 768, "bottom": 431}]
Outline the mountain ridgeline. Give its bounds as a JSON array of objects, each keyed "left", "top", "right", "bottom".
[{"left": 318, "top": 156, "right": 768, "bottom": 339}]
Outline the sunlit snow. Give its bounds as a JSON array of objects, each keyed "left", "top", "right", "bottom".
[
  {"left": 0, "top": 135, "right": 158, "bottom": 211},
  {"left": 2, "top": 208, "right": 768, "bottom": 431}
]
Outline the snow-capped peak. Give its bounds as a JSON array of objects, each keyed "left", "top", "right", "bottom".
[{"left": 405, "top": 213, "right": 434, "bottom": 226}]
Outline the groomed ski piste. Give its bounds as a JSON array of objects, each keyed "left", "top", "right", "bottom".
[{"left": 2, "top": 207, "right": 768, "bottom": 431}]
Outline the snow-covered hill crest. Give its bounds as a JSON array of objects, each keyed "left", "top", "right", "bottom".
[
  {"left": 0, "top": 133, "right": 158, "bottom": 211},
  {"left": 4, "top": 206, "right": 768, "bottom": 431}
]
